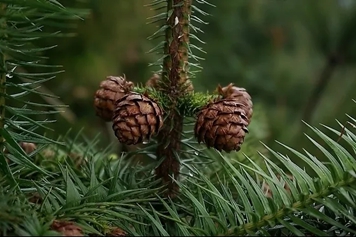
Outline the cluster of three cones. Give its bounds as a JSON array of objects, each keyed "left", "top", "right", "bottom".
[{"left": 94, "top": 75, "right": 253, "bottom": 152}]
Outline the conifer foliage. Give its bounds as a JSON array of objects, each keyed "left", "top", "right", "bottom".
[{"left": 1, "top": 0, "right": 356, "bottom": 236}]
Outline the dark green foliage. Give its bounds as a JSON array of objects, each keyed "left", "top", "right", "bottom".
[
  {"left": 1, "top": 113, "right": 356, "bottom": 235},
  {"left": 1, "top": 1, "right": 356, "bottom": 236},
  {"left": 0, "top": 0, "right": 89, "bottom": 180}
]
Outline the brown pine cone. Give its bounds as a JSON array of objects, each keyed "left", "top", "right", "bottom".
[
  {"left": 262, "top": 174, "right": 294, "bottom": 198},
  {"left": 94, "top": 76, "right": 134, "bottom": 121},
  {"left": 20, "top": 142, "right": 37, "bottom": 154},
  {"left": 106, "top": 227, "right": 127, "bottom": 236},
  {"left": 145, "top": 73, "right": 161, "bottom": 88},
  {"left": 112, "top": 92, "right": 163, "bottom": 145},
  {"left": 183, "top": 79, "right": 194, "bottom": 93},
  {"left": 217, "top": 83, "right": 253, "bottom": 120},
  {"left": 145, "top": 73, "right": 194, "bottom": 93},
  {"left": 50, "top": 220, "right": 83, "bottom": 236},
  {"left": 195, "top": 84, "right": 253, "bottom": 152},
  {"left": 195, "top": 99, "right": 250, "bottom": 152}
]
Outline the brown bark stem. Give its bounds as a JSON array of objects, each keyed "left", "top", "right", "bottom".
[
  {"left": 155, "top": 0, "right": 191, "bottom": 198},
  {"left": 0, "top": 4, "right": 7, "bottom": 148}
]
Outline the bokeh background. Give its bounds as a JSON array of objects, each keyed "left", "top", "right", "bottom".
[{"left": 28, "top": 0, "right": 356, "bottom": 160}]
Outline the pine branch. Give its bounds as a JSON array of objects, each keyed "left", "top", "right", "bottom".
[
  {"left": 153, "top": 0, "right": 193, "bottom": 198},
  {"left": 0, "top": 3, "right": 7, "bottom": 148}
]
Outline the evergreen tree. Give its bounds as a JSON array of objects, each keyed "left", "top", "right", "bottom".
[{"left": 1, "top": 1, "right": 356, "bottom": 236}]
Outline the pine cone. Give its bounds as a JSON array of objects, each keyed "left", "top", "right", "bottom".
[
  {"left": 145, "top": 73, "right": 194, "bottom": 93},
  {"left": 106, "top": 227, "right": 127, "bottom": 236},
  {"left": 145, "top": 73, "right": 161, "bottom": 88},
  {"left": 51, "top": 220, "right": 83, "bottom": 236},
  {"left": 112, "top": 92, "right": 163, "bottom": 145},
  {"left": 94, "top": 76, "right": 134, "bottom": 121},
  {"left": 262, "top": 174, "right": 294, "bottom": 198},
  {"left": 20, "top": 142, "right": 37, "bottom": 154},
  {"left": 217, "top": 83, "right": 253, "bottom": 120},
  {"left": 195, "top": 84, "right": 253, "bottom": 152},
  {"left": 28, "top": 192, "right": 42, "bottom": 204},
  {"left": 183, "top": 79, "right": 194, "bottom": 93}
]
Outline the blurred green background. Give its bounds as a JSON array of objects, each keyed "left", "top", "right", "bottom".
[{"left": 28, "top": 0, "right": 356, "bottom": 159}]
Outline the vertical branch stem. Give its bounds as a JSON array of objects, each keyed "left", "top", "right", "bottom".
[
  {"left": 0, "top": 4, "right": 7, "bottom": 147},
  {"left": 155, "top": 0, "right": 191, "bottom": 198}
]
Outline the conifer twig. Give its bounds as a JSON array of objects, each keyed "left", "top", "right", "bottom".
[
  {"left": 0, "top": 3, "right": 7, "bottom": 147},
  {"left": 155, "top": 0, "right": 192, "bottom": 198}
]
